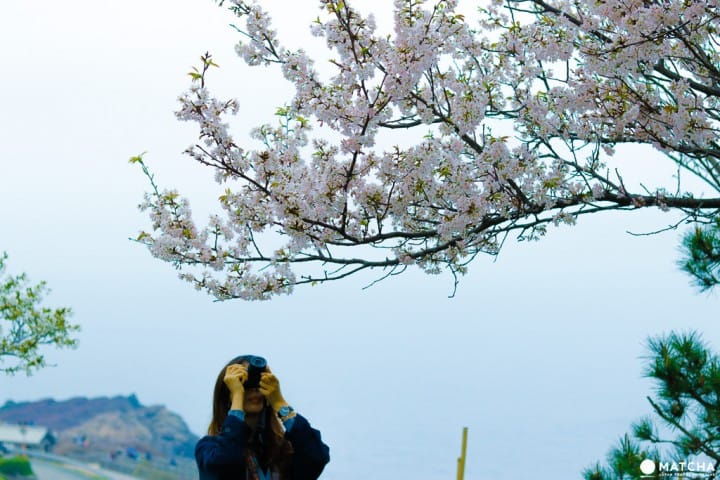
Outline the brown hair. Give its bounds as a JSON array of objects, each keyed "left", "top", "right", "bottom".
[{"left": 208, "top": 356, "right": 294, "bottom": 476}]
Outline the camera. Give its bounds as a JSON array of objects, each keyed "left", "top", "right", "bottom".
[{"left": 244, "top": 355, "right": 267, "bottom": 389}]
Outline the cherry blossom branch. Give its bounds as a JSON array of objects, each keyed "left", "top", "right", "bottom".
[{"left": 132, "top": 0, "right": 720, "bottom": 300}]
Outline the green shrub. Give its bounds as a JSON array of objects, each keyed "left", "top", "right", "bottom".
[{"left": 0, "top": 455, "right": 33, "bottom": 476}]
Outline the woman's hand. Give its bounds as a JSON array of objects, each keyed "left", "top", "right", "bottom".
[
  {"left": 223, "top": 364, "right": 248, "bottom": 401},
  {"left": 259, "top": 369, "right": 288, "bottom": 412}
]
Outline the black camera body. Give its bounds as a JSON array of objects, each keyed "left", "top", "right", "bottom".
[{"left": 244, "top": 355, "right": 268, "bottom": 389}]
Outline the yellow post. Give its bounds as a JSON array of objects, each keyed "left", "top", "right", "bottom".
[{"left": 456, "top": 427, "right": 468, "bottom": 480}]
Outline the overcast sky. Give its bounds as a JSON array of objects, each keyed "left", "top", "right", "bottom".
[{"left": 1, "top": 2, "right": 719, "bottom": 479}]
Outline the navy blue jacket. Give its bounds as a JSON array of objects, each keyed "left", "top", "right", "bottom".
[{"left": 195, "top": 414, "right": 330, "bottom": 480}]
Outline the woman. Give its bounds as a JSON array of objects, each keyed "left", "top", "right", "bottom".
[{"left": 195, "top": 355, "right": 330, "bottom": 480}]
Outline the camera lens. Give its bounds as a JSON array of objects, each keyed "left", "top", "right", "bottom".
[
  {"left": 249, "top": 356, "right": 267, "bottom": 369},
  {"left": 245, "top": 356, "right": 267, "bottom": 389}
]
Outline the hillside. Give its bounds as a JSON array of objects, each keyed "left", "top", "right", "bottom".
[{"left": 0, "top": 395, "right": 198, "bottom": 460}]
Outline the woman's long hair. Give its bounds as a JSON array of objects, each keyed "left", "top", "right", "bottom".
[{"left": 208, "top": 356, "right": 294, "bottom": 477}]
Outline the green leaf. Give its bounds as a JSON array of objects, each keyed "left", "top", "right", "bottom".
[{"left": 128, "top": 153, "right": 145, "bottom": 164}]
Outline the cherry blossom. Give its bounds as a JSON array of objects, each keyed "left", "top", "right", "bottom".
[{"left": 134, "top": 0, "right": 720, "bottom": 300}]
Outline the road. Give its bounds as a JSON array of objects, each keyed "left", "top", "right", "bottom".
[{"left": 29, "top": 456, "right": 141, "bottom": 480}]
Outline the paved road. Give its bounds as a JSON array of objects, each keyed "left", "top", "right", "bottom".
[
  {"left": 31, "top": 458, "right": 91, "bottom": 480},
  {"left": 30, "top": 457, "right": 141, "bottom": 480}
]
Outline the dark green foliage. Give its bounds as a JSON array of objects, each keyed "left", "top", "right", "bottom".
[
  {"left": 583, "top": 434, "right": 661, "bottom": 480},
  {"left": 608, "top": 435, "right": 648, "bottom": 477},
  {"left": 0, "top": 456, "right": 33, "bottom": 477},
  {"left": 585, "top": 331, "right": 720, "bottom": 479},
  {"left": 680, "top": 219, "right": 720, "bottom": 292}
]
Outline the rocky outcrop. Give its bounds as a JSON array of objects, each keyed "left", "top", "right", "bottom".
[{"left": 0, "top": 395, "right": 197, "bottom": 459}]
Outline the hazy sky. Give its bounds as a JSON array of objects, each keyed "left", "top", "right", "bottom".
[{"left": 1, "top": 2, "right": 719, "bottom": 479}]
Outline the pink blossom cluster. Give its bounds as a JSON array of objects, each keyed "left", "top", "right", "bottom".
[{"left": 136, "top": 0, "right": 720, "bottom": 299}]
